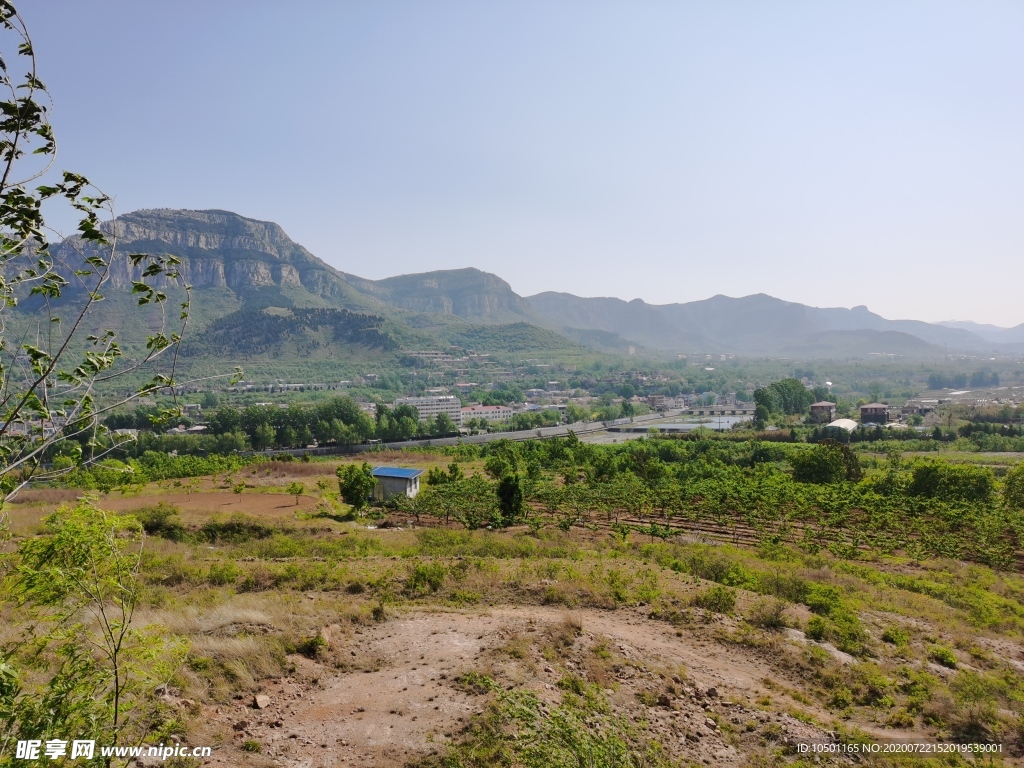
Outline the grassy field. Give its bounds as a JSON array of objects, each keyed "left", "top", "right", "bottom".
[{"left": 4, "top": 450, "right": 1024, "bottom": 768}]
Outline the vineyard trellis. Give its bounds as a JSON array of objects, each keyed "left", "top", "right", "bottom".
[{"left": 412, "top": 436, "right": 1024, "bottom": 572}]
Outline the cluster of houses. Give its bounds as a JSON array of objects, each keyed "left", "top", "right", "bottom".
[
  {"left": 646, "top": 393, "right": 730, "bottom": 410},
  {"left": 390, "top": 395, "right": 562, "bottom": 429},
  {"left": 808, "top": 399, "right": 938, "bottom": 431}
]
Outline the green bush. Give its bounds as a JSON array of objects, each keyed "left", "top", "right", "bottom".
[
  {"left": 805, "top": 611, "right": 869, "bottom": 657},
  {"left": 929, "top": 645, "right": 958, "bottom": 669},
  {"left": 791, "top": 441, "right": 860, "bottom": 484},
  {"left": 51, "top": 455, "right": 75, "bottom": 471},
  {"left": 829, "top": 686, "right": 853, "bottom": 709},
  {"left": 909, "top": 462, "right": 995, "bottom": 503},
  {"left": 131, "top": 503, "right": 187, "bottom": 541},
  {"left": 830, "top": 610, "right": 868, "bottom": 656},
  {"left": 881, "top": 626, "right": 910, "bottom": 648},
  {"left": 198, "top": 515, "right": 275, "bottom": 543},
  {"left": 295, "top": 634, "right": 327, "bottom": 659},
  {"left": 406, "top": 562, "right": 448, "bottom": 595},
  {"left": 457, "top": 671, "right": 499, "bottom": 694},
  {"left": 747, "top": 598, "right": 788, "bottom": 629},
  {"left": 207, "top": 562, "right": 240, "bottom": 586},
  {"left": 806, "top": 615, "right": 829, "bottom": 642},
  {"left": 693, "top": 584, "right": 736, "bottom": 614},
  {"left": 1004, "top": 463, "right": 1024, "bottom": 510},
  {"left": 804, "top": 583, "right": 843, "bottom": 616},
  {"left": 556, "top": 674, "right": 589, "bottom": 696}
]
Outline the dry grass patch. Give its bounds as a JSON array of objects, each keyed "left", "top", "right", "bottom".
[
  {"left": 539, "top": 614, "right": 584, "bottom": 662},
  {"left": 498, "top": 632, "right": 532, "bottom": 662},
  {"left": 582, "top": 636, "right": 619, "bottom": 688},
  {"left": 143, "top": 604, "right": 276, "bottom": 636},
  {"left": 8, "top": 487, "right": 81, "bottom": 505}
]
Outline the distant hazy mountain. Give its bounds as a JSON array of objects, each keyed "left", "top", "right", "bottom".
[
  {"left": 525, "top": 292, "right": 1003, "bottom": 356},
  {"left": 42, "top": 208, "right": 1021, "bottom": 363},
  {"left": 939, "top": 320, "right": 1024, "bottom": 345}
]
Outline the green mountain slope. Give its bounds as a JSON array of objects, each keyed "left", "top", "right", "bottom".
[
  {"left": 181, "top": 307, "right": 397, "bottom": 359},
  {"left": 39, "top": 209, "right": 580, "bottom": 376},
  {"left": 37, "top": 207, "right": 1016, "bottom": 366},
  {"left": 350, "top": 268, "right": 535, "bottom": 323}
]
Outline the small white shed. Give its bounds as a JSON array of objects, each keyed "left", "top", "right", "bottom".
[{"left": 371, "top": 467, "right": 424, "bottom": 502}]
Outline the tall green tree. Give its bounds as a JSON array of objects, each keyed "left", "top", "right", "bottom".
[
  {"left": 754, "top": 378, "right": 815, "bottom": 417},
  {"left": 337, "top": 462, "right": 375, "bottom": 510},
  {"left": 496, "top": 474, "right": 524, "bottom": 526}
]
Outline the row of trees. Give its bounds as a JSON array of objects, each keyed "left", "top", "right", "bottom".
[
  {"left": 753, "top": 378, "right": 830, "bottom": 428},
  {"left": 105, "top": 395, "right": 651, "bottom": 454},
  {"left": 928, "top": 371, "right": 1000, "bottom": 389},
  {"left": 325, "top": 433, "right": 1024, "bottom": 570},
  {"left": 202, "top": 398, "right": 459, "bottom": 449},
  {"left": 106, "top": 396, "right": 614, "bottom": 453},
  {"left": 417, "top": 434, "right": 1024, "bottom": 568}
]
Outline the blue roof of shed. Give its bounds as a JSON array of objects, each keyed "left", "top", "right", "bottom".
[{"left": 371, "top": 467, "right": 424, "bottom": 479}]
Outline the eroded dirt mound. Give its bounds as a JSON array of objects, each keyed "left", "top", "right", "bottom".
[{"left": 196, "top": 606, "right": 875, "bottom": 767}]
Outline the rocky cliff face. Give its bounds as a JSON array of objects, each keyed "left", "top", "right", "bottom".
[
  {"left": 38, "top": 208, "right": 576, "bottom": 358},
  {"left": 54, "top": 210, "right": 541, "bottom": 325},
  {"left": 109, "top": 209, "right": 298, "bottom": 258},
  {"left": 56, "top": 209, "right": 374, "bottom": 308}
]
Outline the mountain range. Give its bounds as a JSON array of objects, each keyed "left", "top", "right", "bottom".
[
  {"left": 937, "top": 320, "right": 1024, "bottom": 345},
  {"left": 46, "top": 209, "right": 1024, "bottom": 366}
]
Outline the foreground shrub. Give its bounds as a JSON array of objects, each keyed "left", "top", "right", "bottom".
[
  {"left": 692, "top": 584, "right": 736, "bottom": 614},
  {"left": 406, "top": 562, "right": 448, "bottom": 595},
  {"left": 747, "top": 598, "right": 788, "bottom": 629}
]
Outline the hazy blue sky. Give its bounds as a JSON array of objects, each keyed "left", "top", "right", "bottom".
[{"left": 23, "top": 1, "right": 1024, "bottom": 326}]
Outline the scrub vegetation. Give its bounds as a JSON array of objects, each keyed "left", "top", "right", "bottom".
[{"left": 4, "top": 434, "right": 1024, "bottom": 766}]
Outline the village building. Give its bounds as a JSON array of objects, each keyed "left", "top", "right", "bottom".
[
  {"left": 809, "top": 401, "right": 837, "bottom": 423},
  {"left": 394, "top": 395, "right": 463, "bottom": 426},
  {"left": 859, "top": 403, "right": 889, "bottom": 424},
  {"left": 461, "top": 404, "right": 513, "bottom": 423},
  {"left": 371, "top": 467, "right": 423, "bottom": 501}
]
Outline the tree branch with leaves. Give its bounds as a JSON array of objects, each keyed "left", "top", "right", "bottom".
[{"left": 0, "top": 1, "right": 242, "bottom": 516}]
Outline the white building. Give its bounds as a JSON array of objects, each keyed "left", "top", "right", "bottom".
[
  {"left": 394, "top": 395, "right": 463, "bottom": 426},
  {"left": 461, "top": 404, "right": 513, "bottom": 423},
  {"left": 371, "top": 467, "right": 424, "bottom": 501}
]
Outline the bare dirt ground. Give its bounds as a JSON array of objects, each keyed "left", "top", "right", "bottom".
[
  {"left": 179, "top": 604, "right": 935, "bottom": 768},
  {"left": 100, "top": 492, "right": 321, "bottom": 526},
  {"left": 6, "top": 455, "right": 454, "bottom": 534},
  {"left": 9, "top": 488, "right": 324, "bottom": 532}
]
